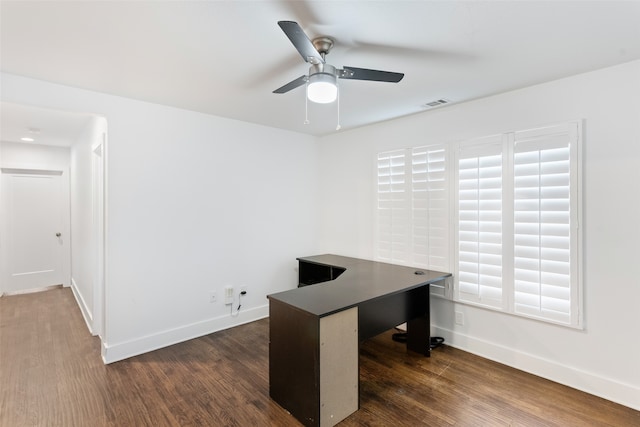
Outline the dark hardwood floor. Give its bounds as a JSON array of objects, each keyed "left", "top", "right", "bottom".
[{"left": 1, "top": 287, "right": 638, "bottom": 426}]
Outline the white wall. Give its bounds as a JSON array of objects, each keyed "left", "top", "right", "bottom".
[
  {"left": 1, "top": 73, "right": 320, "bottom": 363},
  {"left": 0, "top": 141, "right": 71, "bottom": 170},
  {"left": 0, "top": 141, "right": 72, "bottom": 291},
  {"left": 70, "top": 116, "right": 107, "bottom": 334},
  {"left": 316, "top": 60, "right": 640, "bottom": 410}
]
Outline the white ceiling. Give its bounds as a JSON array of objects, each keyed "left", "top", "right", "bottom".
[
  {"left": 1, "top": 1, "right": 640, "bottom": 139},
  {"left": 0, "top": 102, "right": 95, "bottom": 147}
]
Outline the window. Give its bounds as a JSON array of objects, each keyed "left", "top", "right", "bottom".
[
  {"left": 411, "top": 145, "right": 449, "bottom": 273},
  {"left": 511, "top": 124, "right": 580, "bottom": 325},
  {"left": 376, "top": 149, "right": 409, "bottom": 265},
  {"left": 375, "top": 122, "right": 582, "bottom": 327},
  {"left": 376, "top": 146, "right": 450, "bottom": 271}
]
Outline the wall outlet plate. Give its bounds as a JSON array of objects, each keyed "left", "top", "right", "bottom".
[
  {"left": 455, "top": 311, "right": 464, "bottom": 326},
  {"left": 224, "top": 286, "right": 234, "bottom": 305}
]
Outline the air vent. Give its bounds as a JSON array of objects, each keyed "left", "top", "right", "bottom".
[{"left": 423, "top": 99, "right": 450, "bottom": 108}]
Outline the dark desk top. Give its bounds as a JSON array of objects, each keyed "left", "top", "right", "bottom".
[{"left": 267, "top": 254, "right": 451, "bottom": 317}]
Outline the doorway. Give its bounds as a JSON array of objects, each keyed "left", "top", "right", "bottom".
[
  {"left": 0, "top": 102, "right": 107, "bottom": 340},
  {"left": 0, "top": 168, "right": 68, "bottom": 293}
]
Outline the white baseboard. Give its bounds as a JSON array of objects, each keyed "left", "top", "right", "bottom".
[
  {"left": 70, "top": 277, "right": 95, "bottom": 335},
  {"left": 433, "top": 325, "right": 640, "bottom": 411},
  {"left": 101, "top": 304, "right": 269, "bottom": 364}
]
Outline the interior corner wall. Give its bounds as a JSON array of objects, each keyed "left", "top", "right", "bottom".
[
  {"left": 70, "top": 116, "right": 105, "bottom": 334},
  {"left": 1, "top": 72, "right": 320, "bottom": 364},
  {"left": 315, "top": 60, "right": 640, "bottom": 410}
]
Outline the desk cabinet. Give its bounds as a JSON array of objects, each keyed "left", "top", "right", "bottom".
[{"left": 269, "top": 300, "right": 358, "bottom": 427}]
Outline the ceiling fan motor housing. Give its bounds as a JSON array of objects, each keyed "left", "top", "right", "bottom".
[
  {"left": 309, "top": 63, "right": 337, "bottom": 78},
  {"left": 312, "top": 37, "right": 334, "bottom": 56}
]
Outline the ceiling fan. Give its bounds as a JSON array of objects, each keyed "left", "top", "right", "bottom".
[{"left": 273, "top": 21, "right": 404, "bottom": 104}]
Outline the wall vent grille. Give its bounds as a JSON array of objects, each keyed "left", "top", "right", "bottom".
[{"left": 423, "top": 99, "right": 450, "bottom": 108}]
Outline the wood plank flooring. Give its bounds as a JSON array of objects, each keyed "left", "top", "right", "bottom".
[{"left": 1, "top": 287, "right": 638, "bottom": 426}]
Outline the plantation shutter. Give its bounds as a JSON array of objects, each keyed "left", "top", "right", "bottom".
[
  {"left": 456, "top": 137, "right": 504, "bottom": 308},
  {"left": 411, "top": 145, "right": 449, "bottom": 271},
  {"left": 512, "top": 123, "right": 579, "bottom": 324},
  {"left": 375, "top": 121, "right": 581, "bottom": 327},
  {"left": 376, "top": 150, "right": 410, "bottom": 264}
]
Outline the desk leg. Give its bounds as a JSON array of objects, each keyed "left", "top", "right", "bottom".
[
  {"left": 406, "top": 316, "right": 430, "bottom": 356},
  {"left": 269, "top": 300, "right": 319, "bottom": 425},
  {"left": 406, "top": 292, "right": 430, "bottom": 356}
]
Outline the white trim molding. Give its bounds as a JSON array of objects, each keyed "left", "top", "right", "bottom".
[
  {"left": 101, "top": 304, "right": 269, "bottom": 364},
  {"left": 433, "top": 325, "right": 640, "bottom": 411}
]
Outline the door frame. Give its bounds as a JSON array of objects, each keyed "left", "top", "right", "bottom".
[
  {"left": 0, "top": 166, "right": 71, "bottom": 294},
  {"left": 92, "top": 134, "right": 106, "bottom": 339}
]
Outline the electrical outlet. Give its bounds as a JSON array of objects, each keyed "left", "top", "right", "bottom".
[
  {"left": 209, "top": 291, "right": 217, "bottom": 303},
  {"left": 224, "top": 286, "right": 234, "bottom": 305},
  {"left": 455, "top": 311, "right": 464, "bottom": 326}
]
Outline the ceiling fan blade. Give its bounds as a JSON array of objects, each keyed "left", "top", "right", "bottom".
[
  {"left": 278, "top": 21, "right": 324, "bottom": 64},
  {"left": 339, "top": 66, "right": 404, "bottom": 83},
  {"left": 273, "top": 75, "right": 308, "bottom": 94}
]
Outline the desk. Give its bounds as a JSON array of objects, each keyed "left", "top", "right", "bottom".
[{"left": 268, "top": 255, "right": 451, "bottom": 427}]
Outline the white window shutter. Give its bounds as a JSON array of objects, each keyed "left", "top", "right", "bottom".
[
  {"left": 456, "top": 137, "right": 504, "bottom": 308},
  {"left": 411, "top": 145, "right": 449, "bottom": 271},
  {"left": 376, "top": 145, "right": 452, "bottom": 297},
  {"left": 376, "top": 150, "right": 410, "bottom": 264},
  {"left": 512, "top": 123, "right": 579, "bottom": 324}
]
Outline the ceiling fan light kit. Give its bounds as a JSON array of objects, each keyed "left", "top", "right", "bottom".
[
  {"left": 273, "top": 21, "right": 404, "bottom": 109},
  {"left": 307, "top": 64, "right": 338, "bottom": 103}
]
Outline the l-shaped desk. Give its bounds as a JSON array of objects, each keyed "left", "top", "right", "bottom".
[{"left": 268, "top": 254, "right": 451, "bottom": 427}]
